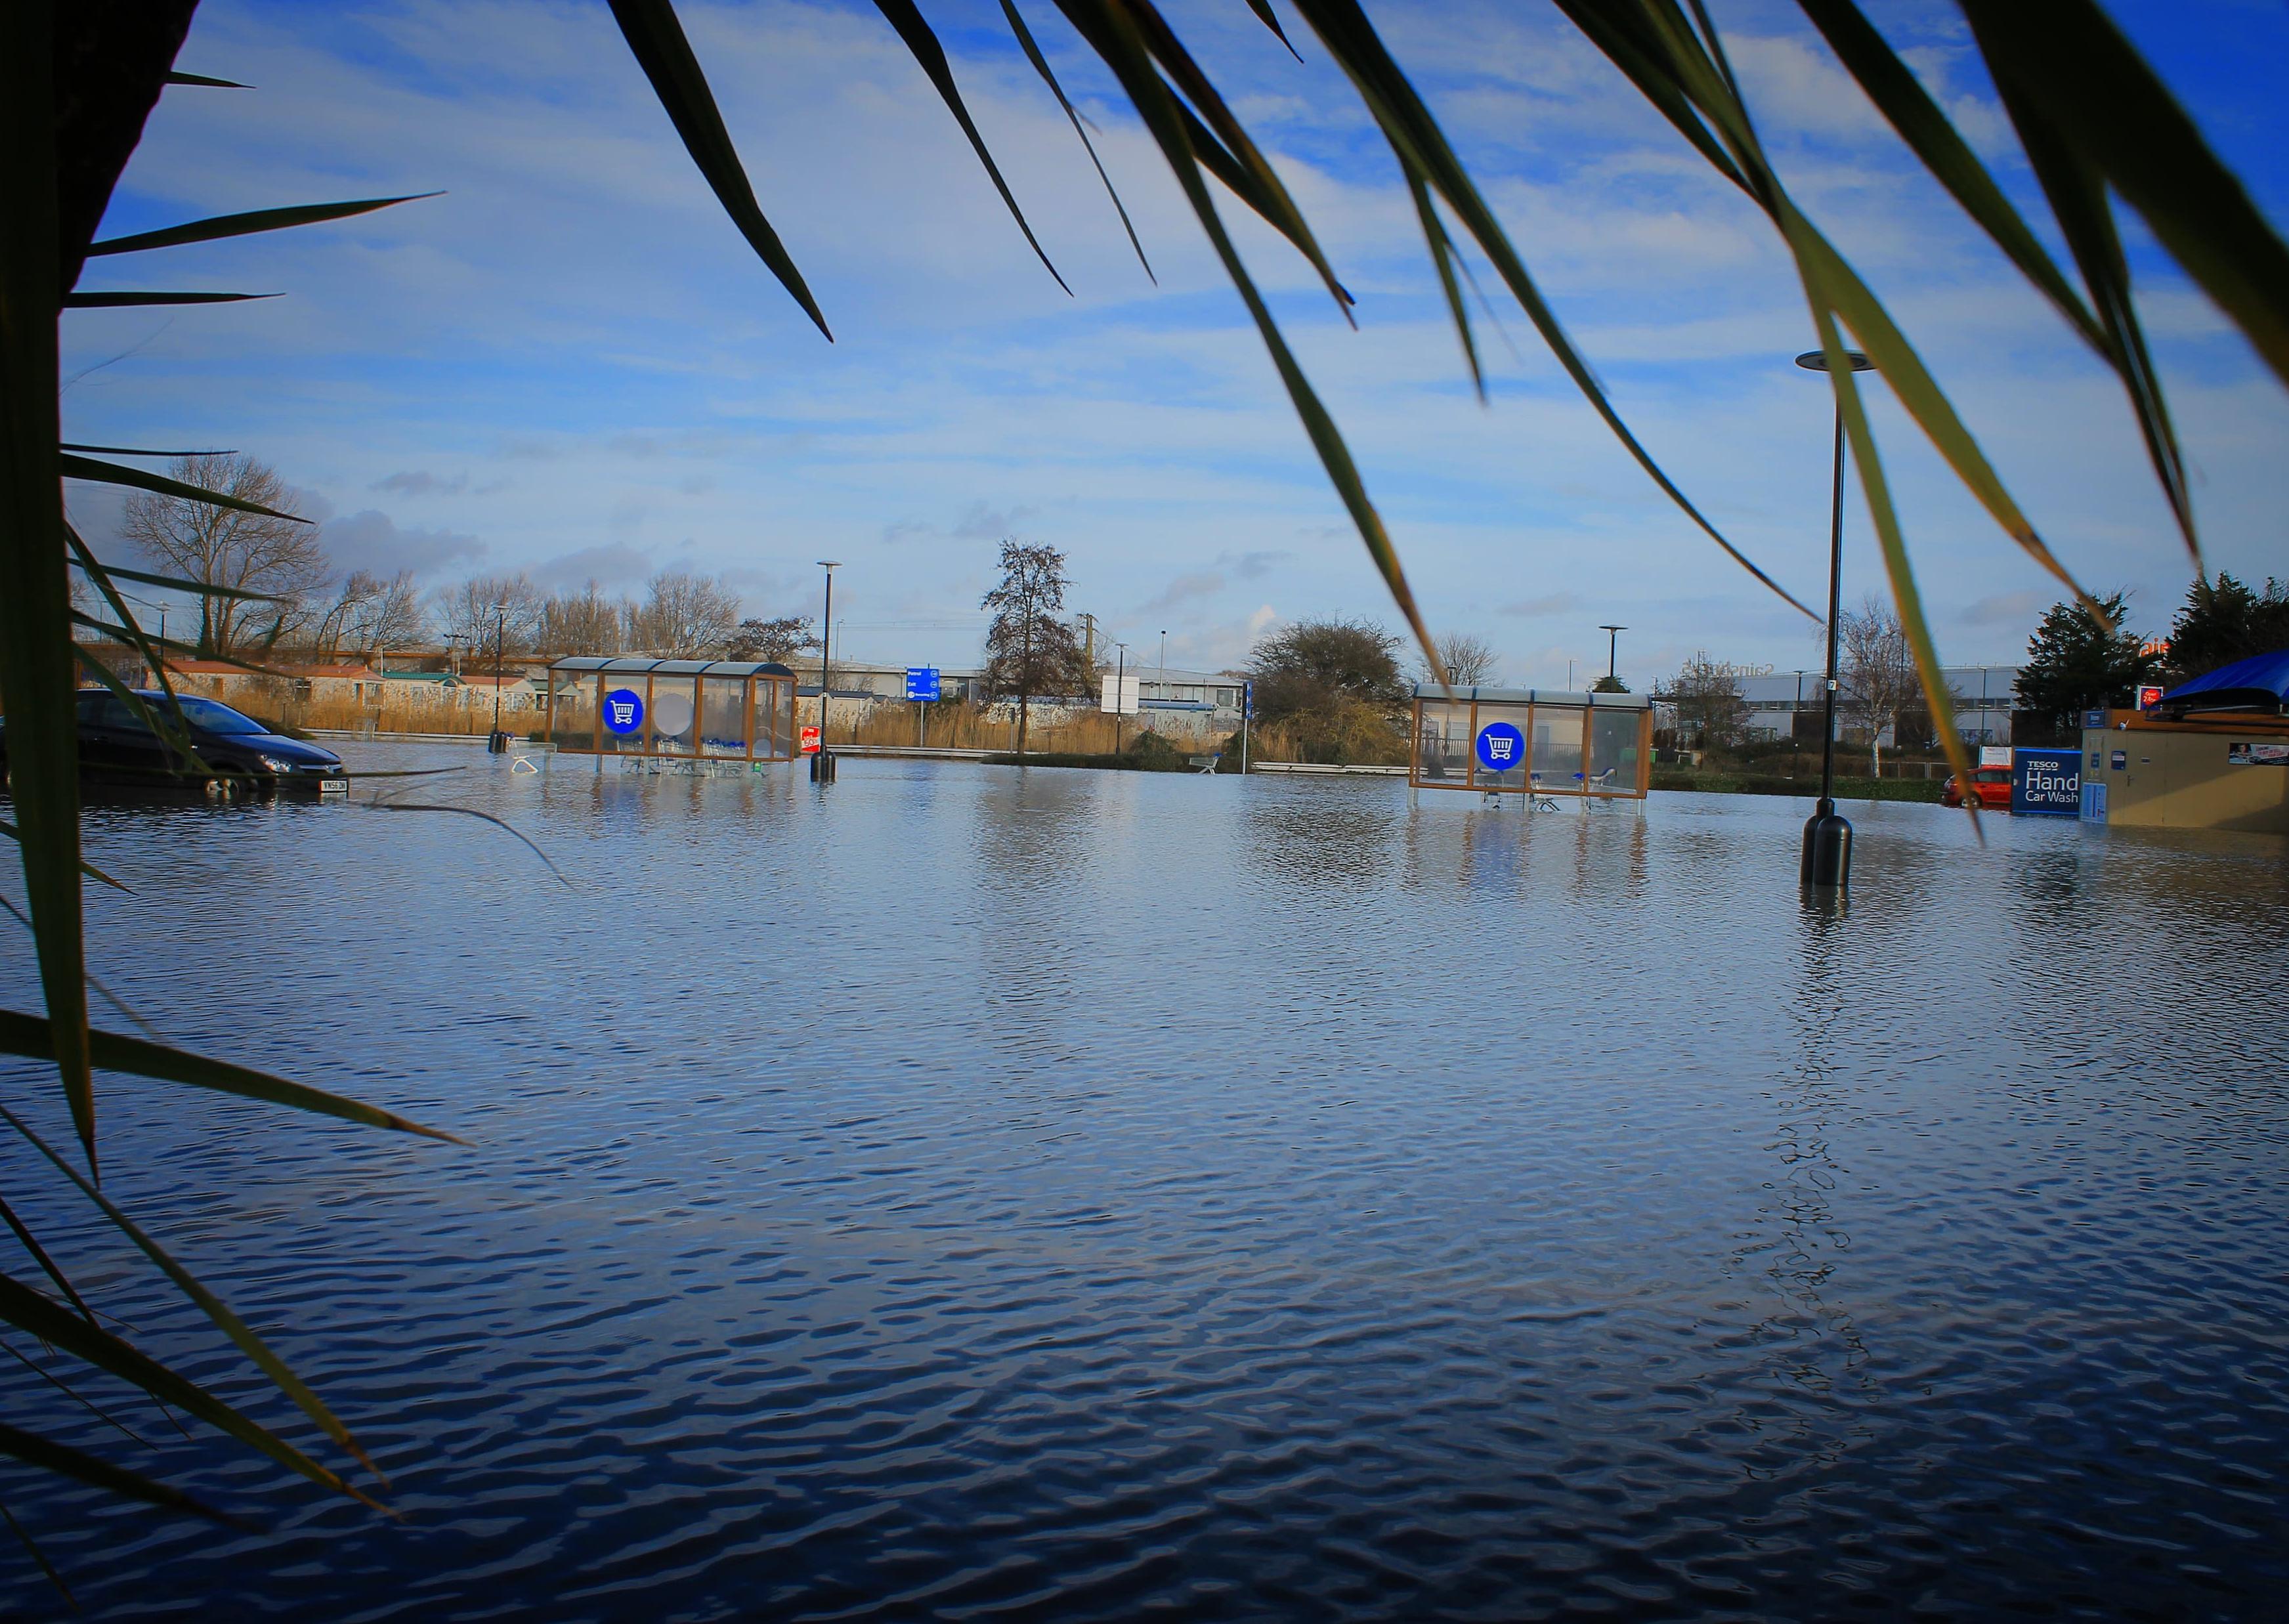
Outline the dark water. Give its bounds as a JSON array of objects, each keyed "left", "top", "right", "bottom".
[{"left": 2, "top": 748, "right": 2285, "bottom": 1620}]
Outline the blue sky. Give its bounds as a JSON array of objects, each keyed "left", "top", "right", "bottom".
[{"left": 60, "top": 0, "right": 2289, "bottom": 683}]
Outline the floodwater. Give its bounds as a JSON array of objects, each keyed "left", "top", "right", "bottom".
[{"left": 1, "top": 746, "right": 2284, "bottom": 1620}]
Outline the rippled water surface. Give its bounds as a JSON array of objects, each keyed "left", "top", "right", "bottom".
[{"left": 3, "top": 746, "right": 2286, "bottom": 1619}]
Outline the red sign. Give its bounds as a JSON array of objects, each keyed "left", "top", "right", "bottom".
[
  {"left": 800, "top": 724, "right": 821, "bottom": 754},
  {"left": 2136, "top": 685, "right": 2164, "bottom": 711}
]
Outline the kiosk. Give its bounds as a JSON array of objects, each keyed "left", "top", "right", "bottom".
[{"left": 1409, "top": 685, "right": 1652, "bottom": 803}]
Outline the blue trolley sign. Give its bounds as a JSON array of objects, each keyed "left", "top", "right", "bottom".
[
  {"left": 602, "top": 687, "right": 645, "bottom": 735},
  {"left": 1475, "top": 721, "right": 1526, "bottom": 773},
  {"left": 905, "top": 666, "right": 942, "bottom": 703}
]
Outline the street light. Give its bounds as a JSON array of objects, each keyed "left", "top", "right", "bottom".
[
  {"left": 1597, "top": 624, "right": 1626, "bottom": 689},
  {"left": 1794, "top": 347, "right": 1876, "bottom": 889},
  {"left": 486, "top": 601, "right": 508, "bottom": 752},
  {"left": 816, "top": 561, "right": 840, "bottom": 747},
  {"left": 1114, "top": 639, "right": 1129, "bottom": 753}
]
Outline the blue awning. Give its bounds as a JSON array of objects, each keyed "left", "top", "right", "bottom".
[{"left": 2163, "top": 647, "right": 2289, "bottom": 710}]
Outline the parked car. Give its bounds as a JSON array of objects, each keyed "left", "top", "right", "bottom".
[
  {"left": 0, "top": 690, "right": 349, "bottom": 798},
  {"left": 1941, "top": 765, "right": 2013, "bottom": 809}
]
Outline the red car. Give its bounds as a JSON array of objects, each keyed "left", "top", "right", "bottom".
[{"left": 1942, "top": 765, "right": 2013, "bottom": 809}]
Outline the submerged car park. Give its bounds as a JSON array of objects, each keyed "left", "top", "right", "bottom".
[{"left": 0, "top": 691, "right": 349, "bottom": 799}]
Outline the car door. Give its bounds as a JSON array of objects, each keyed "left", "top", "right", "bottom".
[{"left": 89, "top": 693, "right": 174, "bottom": 786}]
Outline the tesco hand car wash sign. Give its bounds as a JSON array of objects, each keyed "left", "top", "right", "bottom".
[{"left": 2011, "top": 747, "right": 2080, "bottom": 817}]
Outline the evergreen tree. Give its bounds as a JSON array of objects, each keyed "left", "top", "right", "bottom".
[
  {"left": 2014, "top": 592, "right": 2158, "bottom": 734},
  {"left": 2164, "top": 572, "right": 2289, "bottom": 683}
]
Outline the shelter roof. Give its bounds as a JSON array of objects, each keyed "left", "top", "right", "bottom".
[
  {"left": 2164, "top": 648, "right": 2289, "bottom": 712},
  {"left": 1410, "top": 683, "right": 1652, "bottom": 710},
  {"left": 549, "top": 656, "right": 796, "bottom": 677}
]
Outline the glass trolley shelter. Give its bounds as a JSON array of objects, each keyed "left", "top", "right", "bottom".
[
  {"left": 547, "top": 656, "right": 798, "bottom": 763},
  {"left": 1410, "top": 685, "right": 1652, "bottom": 800}
]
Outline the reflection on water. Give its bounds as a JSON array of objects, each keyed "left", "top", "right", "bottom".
[{"left": 2, "top": 751, "right": 2285, "bottom": 1621}]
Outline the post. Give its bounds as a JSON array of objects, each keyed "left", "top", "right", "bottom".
[
  {"left": 815, "top": 560, "right": 840, "bottom": 762},
  {"left": 1240, "top": 679, "right": 1251, "bottom": 775},
  {"left": 486, "top": 603, "right": 508, "bottom": 752},
  {"left": 1115, "top": 643, "right": 1126, "bottom": 754},
  {"left": 1803, "top": 397, "right": 1852, "bottom": 887}
]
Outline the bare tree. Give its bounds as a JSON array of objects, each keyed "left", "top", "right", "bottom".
[
  {"left": 1654, "top": 654, "right": 1749, "bottom": 753},
  {"left": 346, "top": 570, "right": 425, "bottom": 662},
  {"left": 981, "top": 540, "right": 1092, "bottom": 754},
  {"left": 433, "top": 573, "right": 544, "bottom": 661},
  {"left": 119, "top": 454, "right": 328, "bottom": 656},
  {"left": 1423, "top": 630, "right": 1499, "bottom": 686},
  {"left": 1837, "top": 594, "right": 1920, "bottom": 772},
  {"left": 726, "top": 613, "right": 820, "bottom": 664},
  {"left": 538, "top": 581, "right": 627, "bottom": 656},
  {"left": 624, "top": 570, "right": 741, "bottom": 656}
]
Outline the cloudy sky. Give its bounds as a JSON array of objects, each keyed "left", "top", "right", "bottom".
[{"left": 60, "top": 0, "right": 2289, "bottom": 684}]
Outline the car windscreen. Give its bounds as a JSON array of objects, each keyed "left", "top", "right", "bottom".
[{"left": 140, "top": 694, "right": 269, "bottom": 735}]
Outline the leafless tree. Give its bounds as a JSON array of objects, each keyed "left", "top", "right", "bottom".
[
  {"left": 1837, "top": 594, "right": 1920, "bottom": 772},
  {"left": 625, "top": 570, "right": 741, "bottom": 656},
  {"left": 119, "top": 453, "right": 328, "bottom": 656},
  {"left": 1423, "top": 630, "right": 1499, "bottom": 687},
  {"left": 538, "top": 580, "right": 628, "bottom": 655},
  {"left": 433, "top": 573, "right": 544, "bottom": 661},
  {"left": 981, "top": 540, "right": 1091, "bottom": 754},
  {"left": 1654, "top": 654, "right": 1749, "bottom": 753},
  {"left": 726, "top": 614, "right": 820, "bottom": 664},
  {"left": 345, "top": 571, "right": 425, "bottom": 662}
]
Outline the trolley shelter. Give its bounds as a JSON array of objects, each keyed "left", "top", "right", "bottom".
[
  {"left": 1410, "top": 685, "right": 1652, "bottom": 800},
  {"left": 547, "top": 656, "right": 798, "bottom": 763}
]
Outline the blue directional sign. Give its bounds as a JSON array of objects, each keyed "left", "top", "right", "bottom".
[
  {"left": 2011, "top": 746, "right": 2080, "bottom": 817},
  {"left": 601, "top": 687, "right": 645, "bottom": 734},
  {"left": 1475, "top": 721, "right": 1526, "bottom": 773},
  {"left": 905, "top": 666, "right": 941, "bottom": 702}
]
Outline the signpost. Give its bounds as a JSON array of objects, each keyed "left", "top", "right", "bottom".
[
  {"left": 906, "top": 667, "right": 941, "bottom": 748},
  {"left": 2011, "top": 746, "right": 2080, "bottom": 817},
  {"left": 1100, "top": 671, "right": 1141, "bottom": 714},
  {"left": 2136, "top": 684, "right": 2164, "bottom": 712},
  {"left": 1240, "top": 679, "right": 1252, "bottom": 775}
]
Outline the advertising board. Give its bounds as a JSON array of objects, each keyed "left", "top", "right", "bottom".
[{"left": 2011, "top": 747, "right": 2081, "bottom": 817}]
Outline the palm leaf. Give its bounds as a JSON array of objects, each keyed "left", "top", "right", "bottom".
[
  {"left": 60, "top": 452, "right": 307, "bottom": 520},
  {"left": 0, "top": 1271, "right": 370, "bottom": 1505},
  {"left": 873, "top": 0, "right": 1070, "bottom": 294},
  {"left": 1001, "top": 0, "right": 1154, "bottom": 282},
  {"left": 0, "top": 1422, "right": 238, "bottom": 1523},
  {"left": 0, "top": 819, "right": 129, "bottom": 893},
  {"left": 0, "top": 9, "right": 98, "bottom": 1178},
  {"left": 83, "top": 194, "right": 435, "bottom": 259},
  {"left": 1402, "top": 158, "right": 1483, "bottom": 400},
  {"left": 63, "top": 289, "right": 278, "bottom": 307},
  {"left": 1959, "top": 0, "right": 2289, "bottom": 394},
  {"left": 1294, "top": 0, "right": 1812, "bottom": 616},
  {"left": 162, "top": 71, "right": 248, "bottom": 89},
  {"left": 1, "top": 1103, "right": 387, "bottom": 1481},
  {"left": 0, "top": 1012, "right": 463, "bottom": 1142},
  {"left": 73, "top": 553, "right": 285, "bottom": 603},
  {"left": 60, "top": 441, "right": 236, "bottom": 456},
  {"left": 1071, "top": 0, "right": 1439, "bottom": 675},
  {"left": 0, "top": 1193, "right": 98, "bottom": 1327},
  {"left": 1797, "top": 0, "right": 2194, "bottom": 565},
  {"left": 605, "top": 0, "right": 832, "bottom": 339}
]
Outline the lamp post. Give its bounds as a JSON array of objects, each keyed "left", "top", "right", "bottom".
[
  {"left": 485, "top": 603, "right": 509, "bottom": 751},
  {"left": 1598, "top": 624, "right": 1626, "bottom": 689},
  {"left": 816, "top": 561, "right": 840, "bottom": 747},
  {"left": 1794, "top": 347, "right": 1875, "bottom": 889},
  {"left": 1113, "top": 640, "right": 1128, "bottom": 753},
  {"left": 1159, "top": 629, "right": 1167, "bottom": 702},
  {"left": 1793, "top": 668, "right": 1808, "bottom": 775}
]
